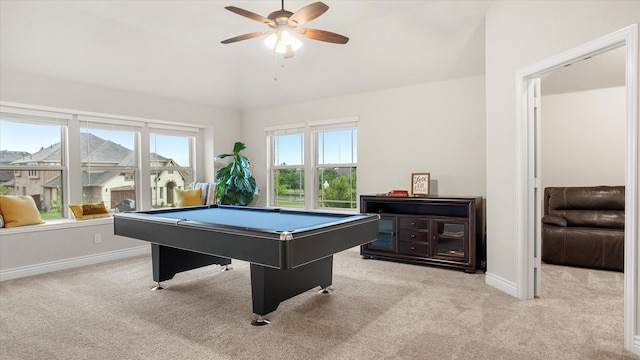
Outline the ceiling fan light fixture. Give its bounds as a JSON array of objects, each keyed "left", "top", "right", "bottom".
[
  {"left": 223, "top": 1, "right": 348, "bottom": 57},
  {"left": 264, "top": 29, "right": 302, "bottom": 54},
  {"left": 264, "top": 33, "right": 278, "bottom": 49}
]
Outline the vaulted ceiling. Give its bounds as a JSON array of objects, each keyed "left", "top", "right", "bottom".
[{"left": 0, "top": 0, "right": 492, "bottom": 111}]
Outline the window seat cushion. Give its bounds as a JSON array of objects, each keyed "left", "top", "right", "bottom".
[
  {"left": 0, "top": 195, "right": 45, "bottom": 228},
  {"left": 68, "top": 201, "right": 111, "bottom": 220},
  {"left": 175, "top": 188, "right": 203, "bottom": 207}
]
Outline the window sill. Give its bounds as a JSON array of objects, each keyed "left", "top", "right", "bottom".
[{"left": 0, "top": 216, "right": 113, "bottom": 235}]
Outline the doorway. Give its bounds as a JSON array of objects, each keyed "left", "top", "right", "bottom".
[{"left": 515, "top": 25, "right": 638, "bottom": 353}]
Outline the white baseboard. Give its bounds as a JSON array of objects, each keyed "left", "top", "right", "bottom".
[
  {"left": 632, "top": 335, "right": 640, "bottom": 356},
  {"left": 485, "top": 271, "right": 518, "bottom": 297},
  {"left": 0, "top": 245, "right": 150, "bottom": 282}
]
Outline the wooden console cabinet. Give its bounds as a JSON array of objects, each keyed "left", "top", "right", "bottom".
[{"left": 360, "top": 195, "right": 485, "bottom": 273}]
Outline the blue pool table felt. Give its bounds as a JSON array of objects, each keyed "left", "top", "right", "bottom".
[{"left": 154, "top": 207, "right": 368, "bottom": 233}]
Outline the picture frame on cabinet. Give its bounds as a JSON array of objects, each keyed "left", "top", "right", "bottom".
[{"left": 411, "top": 173, "right": 430, "bottom": 195}]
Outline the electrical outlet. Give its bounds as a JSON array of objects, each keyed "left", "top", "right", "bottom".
[{"left": 94, "top": 233, "right": 102, "bottom": 244}]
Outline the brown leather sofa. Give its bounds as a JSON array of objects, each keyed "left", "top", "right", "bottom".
[{"left": 542, "top": 186, "right": 624, "bottom": 272}]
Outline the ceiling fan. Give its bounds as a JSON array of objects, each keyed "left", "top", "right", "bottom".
[{"left": 221, "top": 1, "right": 349, "bottom": 59}]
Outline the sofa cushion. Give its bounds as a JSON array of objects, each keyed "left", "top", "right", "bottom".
[
  {"left": 546, "top": 186, "right": 625, "bottom": 211},
  {"left": 546, "top": 186, "right": 625, "bottom": 229},
  {"left": 542, "top": 226, "right": 624, "bottom": 272},
  {"left": 542, "top": 215, "right": 567, "bottom": 227}
]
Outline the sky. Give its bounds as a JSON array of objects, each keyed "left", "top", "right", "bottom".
[
  {"left": 2, "top": 119, "right": 357, "bottom": 167},
  {"left": 274, "top": 129, "right": 357, "bottom": 166},
  {"left": 0, "top": 120, "right": 190, "bottom": 166}
]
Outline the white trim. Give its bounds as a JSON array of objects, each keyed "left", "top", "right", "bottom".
[
  {"left": 78, "top": 114, "right": 144, "bottom": 128},
  {"left": 485, "top": 272, "right": 518, "bottom": 298},
  {"left": 308, "top": 116, "right": 358, "bottom": 127},
  {"left": 149, "top": 124, "right": 200, "bottom": 135},
  {"left": 0, "top": 245, "right": 150, "bottom": 282},
  {"left": 0, "top": 217, "right": 113, "bottom": 235},
  {"left": 0, "top": 105, "right": 73, "bottom": 120},
  {"left": 634, "top": 335, "right": 640, "bottom": 354},
  {"left": 264, "top": 122, "right": 306, "bottom": 133},
  {"left": 514, "top": 24, "right": 638, "bottom": 355},
  {"left": 0, "top": 101, "right": 205, "bottom": 129}
]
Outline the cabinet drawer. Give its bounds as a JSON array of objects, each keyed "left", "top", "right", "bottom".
[
  {"left": 398, "top": 217, "right": 430, "bottom": 229},
  {"left": 398, "top": 241, "right": 430, "bottom": 256},
  {"left": 398, "top": 229, "right": 430, "bottom": 242}
]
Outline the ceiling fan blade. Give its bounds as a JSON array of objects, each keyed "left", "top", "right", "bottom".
[
  {"left": 224, "top": 6, "right": 274, "bottom": 25},
  {"left": 288, "top": 2, "right": 329, "bottom": 26},
  {"left": 297, "top": 28, "right": 349, "bottom": 44},
  {"left": 221, "top": 31, "right": 269, "bottom": 44}
]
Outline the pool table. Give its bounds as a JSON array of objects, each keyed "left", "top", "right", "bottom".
[{"left": 113, "top": 205, "right": 379, "bottom": 324}]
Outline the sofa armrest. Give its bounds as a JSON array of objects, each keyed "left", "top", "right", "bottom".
[{"left": 542, "top": 215, "right": 568, "bottom": 227}]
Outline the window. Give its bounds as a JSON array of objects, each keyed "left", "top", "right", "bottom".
[
  {"left": 269, "top": 129, "right": 305, "bottom": 207},
  {"left": 266, "top": 118, "right": 357, "bottom": 210},
  {"left": 0, "top": 116, "right": 66, "bottom": 219},
  {"left": 150, "top": 130, "right": 195, "bottom": 208},
  {"left": 1, "top": 103, "right": 205, "bottom": 221},
  {"left": 313, "top": 122, "right": 358, "bottom": 209},
  {"left": 80, "top": 119, "right": 139, "bottom": 212}
]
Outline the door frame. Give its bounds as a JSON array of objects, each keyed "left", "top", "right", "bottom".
[{"left": 515, "top": 24, "right": 638, "bottom": 353}]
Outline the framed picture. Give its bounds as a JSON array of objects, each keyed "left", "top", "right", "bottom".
[{"left": 411, "top": 173, "right": 430, "bottom": 195}]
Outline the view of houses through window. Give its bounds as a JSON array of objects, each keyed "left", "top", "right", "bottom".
[
  {"left": 0, "top": 110, "right": 198, "bottom": 220},
  {"left": 150, "top": 132, "right": 194, "bottom": 208},
  {"left": 0, "top": 120, "right": 63, "bottom": 219}
]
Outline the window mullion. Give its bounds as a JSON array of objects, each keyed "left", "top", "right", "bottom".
[{"left": 139, "top": 126, "right": 151, "bottom": 211}]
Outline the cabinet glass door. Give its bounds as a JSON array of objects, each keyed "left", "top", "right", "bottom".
[
  {"left": 367, "top": 216, "right": 395, "bottom": 251},
  {"left": 433, "top": 220, "right": 467, "bottom": 259}
]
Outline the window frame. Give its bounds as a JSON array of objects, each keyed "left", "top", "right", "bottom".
[
  {"left": 0, "top": 102, "right": 206, "bottom": 223},
  {"left": 0, "top": 109, "right": 69, "bottom": 219},
  {"left": 266, "top": 117, "right": 358, "bottom": 211},
  {"left": 266, "top": 124, "right": 306, "bottom": 208},
  {"left": 149, "top": 126, "right": 198, "bottom": 208},
  {"left": 78, "top": 116, "right": 141, "bottom": 211},
  {"left": 310, "top": 118, "right": 358, "bottom": 210}
]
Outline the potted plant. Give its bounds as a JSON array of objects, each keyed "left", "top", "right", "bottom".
[{"left": 214, "top": 141, "right": 259, "bottom": 205}]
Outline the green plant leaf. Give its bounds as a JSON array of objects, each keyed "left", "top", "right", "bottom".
[{"left": 213, "top": 141, "right": 258, "bottom": 206}]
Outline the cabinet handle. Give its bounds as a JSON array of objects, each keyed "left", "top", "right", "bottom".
[
  {"left": 410, "top": 247, "right": 416, "bottom": 250},
  {"left": 410, "top": 222, "right": 416, "bottom": 226},
  {"left": 410, "top": 234, "right": 416, "bottom": 238}
]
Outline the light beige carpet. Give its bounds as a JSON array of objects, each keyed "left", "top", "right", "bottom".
[{"left": 0, "top": 249, "right": 636, "bottom": 360}]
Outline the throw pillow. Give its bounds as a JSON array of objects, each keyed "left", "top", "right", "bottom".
[
  {"left": 68, "top": 201, "right": 111, "bottom": 220},
  {"left": 191, "top": 182, "right": 216, "bottom": 205},
  {"left": 0, "top": 195, "right": 45, "bottom": 228},
  {"left": 175, "top": 188, "right": 203, "bottom": 207}
]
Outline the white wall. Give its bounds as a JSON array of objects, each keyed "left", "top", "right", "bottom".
[
  {"left": 0, "top": 70, "right": 242, "bottom": 276},
  {"left": 485, "top": 0, "right": 638, "bottom": 286},
  {"left": 241, "top": 75, "right": 487, "bottom": 208},
  {"left": 541, "top": 86, "right": 626, "bottom": 189},
  {"left": 484, "top": 0, "right": 639, "bottom": 341},
  {"left": 0, "top": 69, "right": 242, "bottom": 161},
  {"left": 0, "top": 220, "right": 146, "bottom": 278}
]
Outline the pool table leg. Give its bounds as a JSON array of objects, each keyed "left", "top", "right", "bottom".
[
  {"left": 250, "top": 255, "right": 333, "bottom": 321},
  {"left": 151, "top": 244, "right": 232, "bottom": 286}
]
